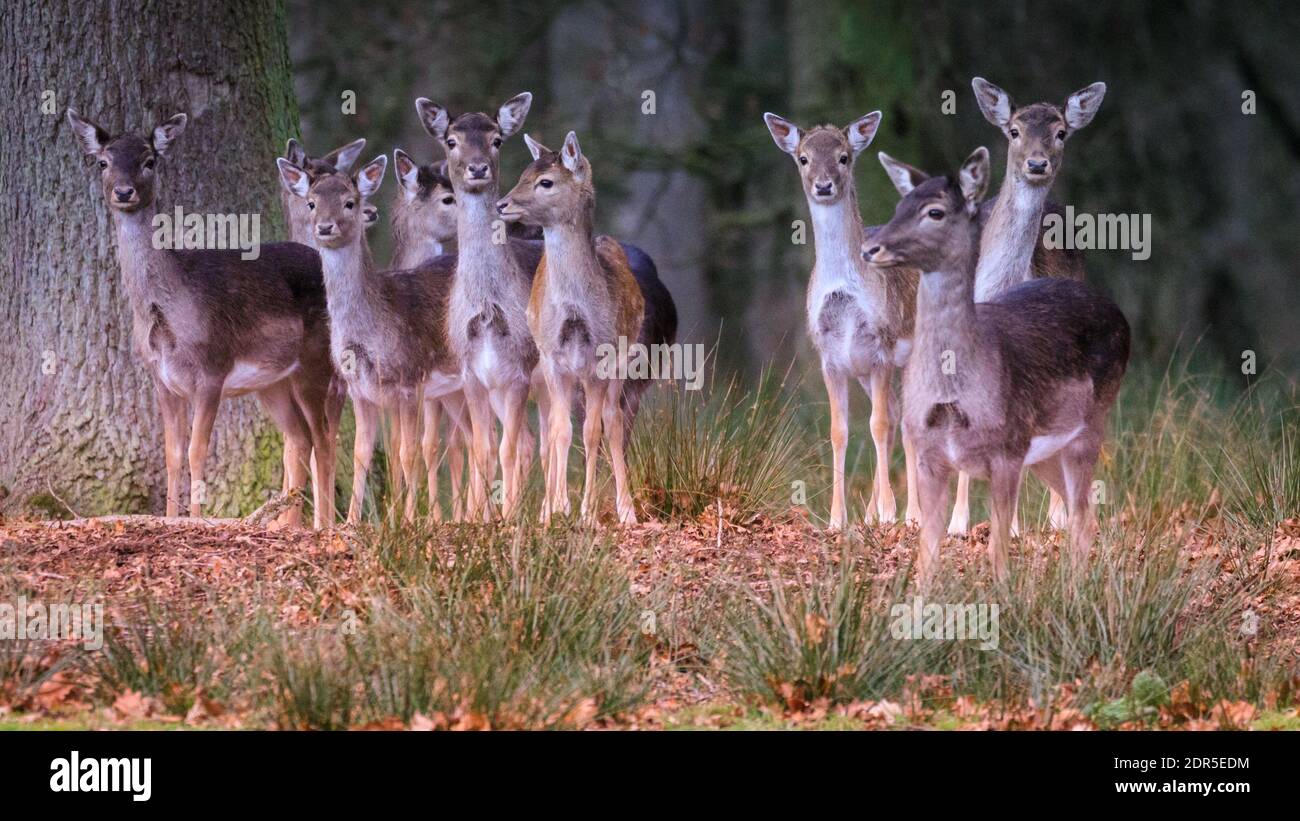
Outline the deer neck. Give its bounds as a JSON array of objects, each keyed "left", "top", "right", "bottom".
[
  {"left": 454, "top": 187, "right": 516, "bottom": 289},
  {"left": 315, "top": 237, "right": 382, "bottom": 333},
  {"left": 390, "top": 199, "right": 443, "bottom": 269},
  {"left": 540, "top": 205, "right": 603, "bottom": 299},
  {"left": 973, "top": 167, "right": 1050, "bottom": 301},
  {"left": 808, "top": 189, "right": 869, "bottom": 285},
  {"left": 912, "top": 224, "right": 983, "bottom": 395},
  {"left": 111, "top": 203, "right": 174, "bottom": 316}
]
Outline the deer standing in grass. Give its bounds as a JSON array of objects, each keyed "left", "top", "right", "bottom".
[
  {"left": 496, "top": 132, "right": 644, "bottom": 523},
  {"left": 68, "top": 109, "right": 337, "bottom": 528},
  {"left": 390, "top": 148, "right": 471, "bottom": 519},
  {"left": 912, "top": 78, "right": 1105, "bottom": 537},
  {"left": 415, "top": 93, "right": 544, "bottom": 520},
  {"left": 764, "top": 111, "right": 920, "bottom": 529},
  {"left": 862, "top": 147, "right": 1129, "bottom": 586},
  {"left": 278, "top": 154, "right": 460, "bottom": 523}
]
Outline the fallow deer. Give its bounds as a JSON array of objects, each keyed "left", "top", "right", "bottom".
[
  {"left": 862, "top": 147, "right": 1129, "bottom": 586},
  {"left": 497, "top": 131, "right": 644, "bottom": 523},
  {"left": 68, "top": 109, "right": 337, "bottom": 528},
  {"left": 764, "top": 110, "right": 920, "bottom": 529},
  {"left": 415, "top": 93, "right": 544, "bottom": 520},
  {"left": 916, "top": 78, "right": 1105, "bottom": 536},
  {"left": 278, "top": 154, "right": 460, "bottom": 523}
]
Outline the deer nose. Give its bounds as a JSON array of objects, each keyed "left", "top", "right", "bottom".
[
  {"left": 863, "top": 244, "right": 881, "bottom": 260},
  {"left": 1026, "top": 158, "right": 1050, "bottom": 175},
  {"left": 113, "top": 187, "right": 135, "bottom": 202},
  {"left": 317, "top": 223, "right": 335, "bottom": 236},
  {"left": 814, "top": 181, "right": 834, "bottom": 196},
  {"left": 467, "top": 163, "right": 490, "bottom": 179},
  {"left": 495, "top": 199, "right": 509, "bottom": 214}
]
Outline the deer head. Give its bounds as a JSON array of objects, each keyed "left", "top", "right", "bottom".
[
  {"left": 495, "top": 131, "right": 593, "bottom": 227},
  {"left": 971, "top": 77, "right": 1105, "bottom": 186},
  {"left": 864, "top": 147, "right": 991, "bottom": 274},
  {"left": 278, "top": 155, "right": 387, "bottom": 250},
  {"left": 67, "top": 109, "right": 187, "bottom": 212},
  {"left": 393, "top": 149, "right": 458, "bottom": 243},
  {"left": 763, "top": 111, "right": 881, "bottom": 205},
  {"left": 414, "top": 92, "right": 532, "bottom": 194}
]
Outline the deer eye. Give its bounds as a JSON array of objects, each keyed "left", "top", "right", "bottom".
[
  {"left": 143, "top": 157, "right": 155, "bottom": 170},
  {"left": 492, "top": 137, "right": 503, "bottom": 149},
  {"left": 307, "top": 201, "right": 316, "bottom": 210},
  {"left": 441, "top": 196, "right": 454, "bottom": 205},
  {"left": 1009, "top": 128, "right": 1020, "bottom": 139},
  {"left": 1056, "top": 130, "right": 1067, "bottom": 141},
  {"left": 839, "top": 154, "right": 849, "bottom": 165},
  {"left": 538, "top": 179, "right": 553, "bottom": 189},
  {"left": 445, "top": 138, "right": 456, "bottom": 149},
  {"left": 798, "top": 155, "right": 808, "bottom": 166},
  {"left": 345, "top": 200, "right": 355, "bottom": 210},
  {"left": 927, "top": 208, "right": 945, "bottom": 220},
  {"left": 98, "top": 159, "right": 108, "bottom": 169}
]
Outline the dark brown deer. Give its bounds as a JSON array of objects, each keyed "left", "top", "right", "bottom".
[
  {"left": 862, "top": 147, "right": 1129, "bottom": 586},
  {"left": 68, "top": 109, "right": 337, "bottom": 528}
]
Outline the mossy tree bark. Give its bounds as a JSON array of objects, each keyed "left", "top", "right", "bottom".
[{"left": 0, "top": 0, "right": 299, "bottom": 517}]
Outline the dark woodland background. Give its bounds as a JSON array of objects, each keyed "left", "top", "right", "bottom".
[
  {"left": 3, "top": 0, "right": 1298, "bottom": 516},
  {"left": 290, "top": 0, "right": 1300, "bottom": 377}
]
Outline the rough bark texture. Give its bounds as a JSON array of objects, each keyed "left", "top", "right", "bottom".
[{"left": 0, "top": 0, "right": 299, "bottom": 517}]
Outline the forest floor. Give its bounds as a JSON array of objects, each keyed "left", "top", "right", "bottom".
[{"left": 2, "top": 509, "right": 1298, "bottom": 731}]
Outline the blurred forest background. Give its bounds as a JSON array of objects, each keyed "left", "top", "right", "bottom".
[{"left": 289, "top": 0, "right": 1300, "bottom": 378}]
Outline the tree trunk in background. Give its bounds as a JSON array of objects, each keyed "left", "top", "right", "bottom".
[{"left": 0, "top": 0, "right": 299, "bottom": 517}]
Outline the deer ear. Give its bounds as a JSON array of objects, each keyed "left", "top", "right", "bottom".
[
  {"left": 393, "top": 149, "right": 419, "bottom": 196},
  {"left": 324, "top": 137, "right": 366, "bottom": 174},
  {"left": 958, "top": 146, "right": 990, "bottom": 209},
  {"left": 523, "top": 133, "right": 548, "bottom": 161},
  {"left": 66, "top": 109, "right": 110, "bottom": 155},
  {"left": 276, "top": 157, "right": 311, "bottom": 198},
  {"left": 971, "top": 77, "right": 1013, "bottom": 129},
  {"left": 496, "top": 92, "right": 533, "bottom": 139},
  {"left": 356, "top": 155, "right": 388, "bottom": 199},
  {"left": 844, "top": 111, "right": 882, "bottom": 156},
  {"left": 877, "top": 152, "right": 929, "bottom": 198},
  {"left": 151, "top": 113, "right": 187, "bottom": 156},
  {"left": 763, "top": 113, "right": 801, "bottom": 155},
  {"left": 415, "top": 98, "right": 450, "bottom": 141},
  {"left": 1064, "top": 82, "right": 1106, "bottom": 131},
  {"left": 285, "top": 138, "right": 307, "bottom": 166},
  {"left": 560, "top": 131, "right": 584, "bottom": 176}
]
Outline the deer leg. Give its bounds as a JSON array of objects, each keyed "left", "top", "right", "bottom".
[
  {"left": 603, "top": 380, "right": 636, "bottom": 525},
  {"left": 532, "top": 369, "right": 551, "bottom": 497},
  {"left": 988, "top": 459, "right": 1022, "bottom": 585},
  {"left": 186, "top": 385, "right": 222, "bottom": 518},
  {"left": 1047, "top": 489, "right": 1069, "bottom": 531},
  {"left": 1060, "top": 435, "right": 1102, "bottom": 565},
  {"left": 422, "top": 397, "right": 443, "bottom": 522},
  {"left": 544, "top": 371, "right": 575, "bottom": 522},
  {"left": 462, "top": 380, "right": 495, "bottom": 521},
  {"left": 444, "top": 394, "right": 469, "bottom": 521},
  {"left": 1027, "top": 456, "right": 1068, "bottom": 536},
  {"left": 579, "top": 376, "right": 606, "bottom": 524},
  {"left": 386, "top": 412, "right": 405, "bottom": 499},
  {"left": 822, "top": 367, "right": 850, "bottom": 530},
  {"left": 257, "top": 382, "right": 312, "bottom": 529},
  {"left": 902, "top": 430, "right": 921, "bottom": 525},
  {"left": 155, "top": 382, "right": 186, "bottom": 518},
  {"left": 947, "top": 472, "right": 972, "bottom": 535},
  {"left": 915, "top": 456, "right": 952, "bottom": 591},
  {"left": 398, "top": 394, "right": 422, "bottom": 522},
  {"left": 497, "top": 383, "right": 530, "bottom": 518},
  {"left": 347, "top": 395, "right": 379, "bottom": 524},
  {"left": 867, "top": 368, "right": 897, "bottom": 524},
  {"left": 290, "top": 378, "right": 336, "bottom": 531}
]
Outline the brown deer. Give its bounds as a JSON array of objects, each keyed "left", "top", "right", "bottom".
[
  {"left": 862, "top": 147, "right": 1129, "bottom": 586},
  {"left": 906, "top": 78, "right": 1105, "bottom": 537},
  {"left": 278, "top": 154, "right": 460, "bottom": 523},
  {"left": 497, "top": 131, "right": 645, "bottom": 524},
  {"left": 764, "top": 110, "right": 920, "bottom": 529},
  {"left": 390, "top": 148, "right": 470, "bottom": 520},
  {"left": 68, "top": 109, "right": 337, "bottom": 528},
  {"left": 415, "top": 93, "right": 544, "bottom": 520}
]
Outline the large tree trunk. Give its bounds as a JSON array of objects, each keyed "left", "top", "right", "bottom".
[{"left": 0, "top": 0, "right": 299, "bottom": 517}]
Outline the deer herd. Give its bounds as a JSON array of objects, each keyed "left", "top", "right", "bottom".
[{"left": 66, "top": 77, "right": 1129, "bottom": 585}]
